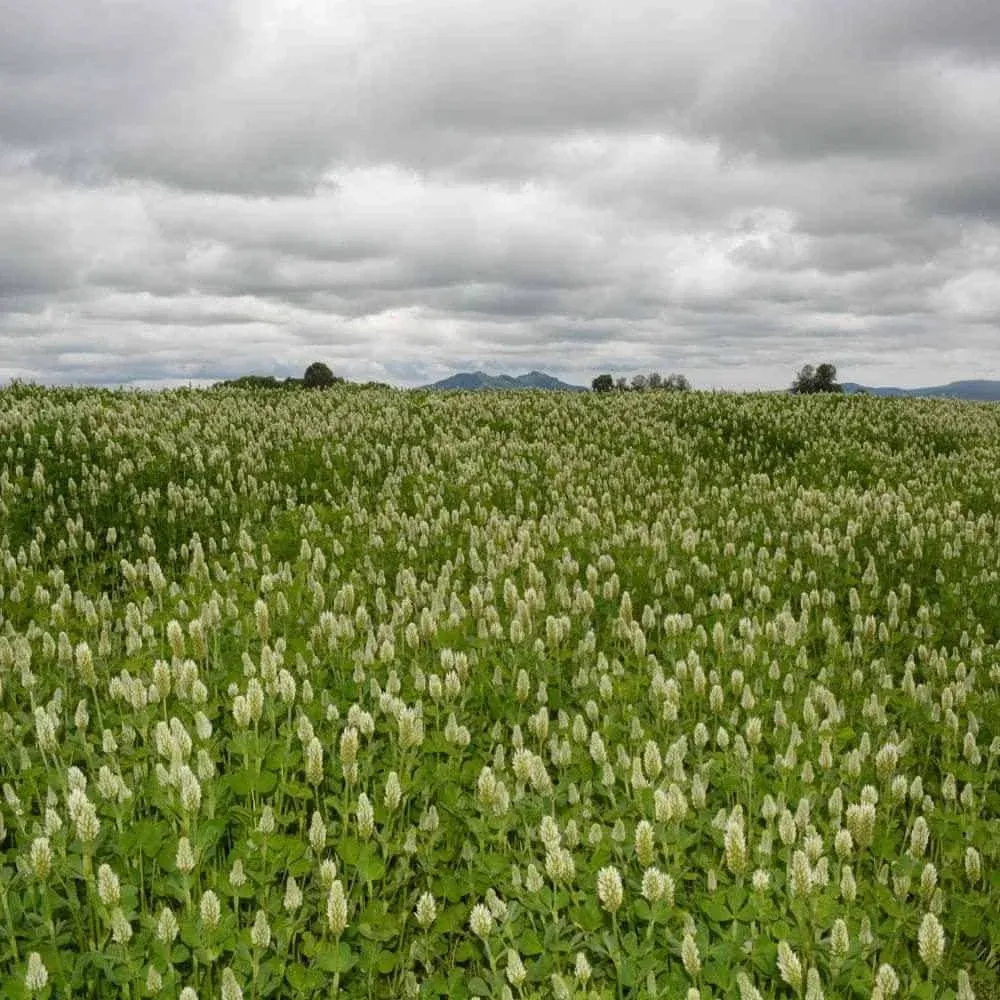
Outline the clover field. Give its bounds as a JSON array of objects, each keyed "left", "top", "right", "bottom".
[{"left": 0, "top": 385, "right": 998, "bottom": 1000}]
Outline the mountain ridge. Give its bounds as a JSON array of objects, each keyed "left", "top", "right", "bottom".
[
  {"left": 842, "top": 379, "right": 1000, "bottom": 401},
  {"left": 421, "top": 370, "right": 586, "bottom": 391}
]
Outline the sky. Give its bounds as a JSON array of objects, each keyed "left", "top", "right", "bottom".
[{"left": 2, "top": 0, "right": 1000, "bottom": 390}]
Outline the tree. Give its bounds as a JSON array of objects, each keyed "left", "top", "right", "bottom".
[
  {"left": 663, "top": 373, "right": 691, "bottom": 392},
  {"left": 592, "top": 373, "right": 614, "bottom": 393},
  {"left": 792, "top": 362, "right": 842, "bottom": 394},
  {"left": 791, "top": 364, "right": 815, "bottom": 394},
  {"left": 647, "top": 372, "right": 663, "bottom": 389},
  {"left": 813, "top": 363, "right": 840, "bottom": 393},
  {"left": 631, "top": 374, "right": 649, "bottom": 392},
  {"left": 615, "top": 376, "right": 629, "bottom": 391},
  {"left": 303, "top": 361, "right": 338, "bottom": 389}
]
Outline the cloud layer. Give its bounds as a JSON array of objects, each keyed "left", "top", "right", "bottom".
[{"left": 3, "top": 0, "right": 1000, "bottom": 388}]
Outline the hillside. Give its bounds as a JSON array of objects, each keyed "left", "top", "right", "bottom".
[
  {"left": 421, "top": 370, "right": 586, "bottom": 391},
  {"left": 842, "top": 379, "right": 1000, "bottom": 401}
]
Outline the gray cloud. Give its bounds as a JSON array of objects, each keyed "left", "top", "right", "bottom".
[{"left": 1, "top": 0, "right": 1000, "bottom": 389}]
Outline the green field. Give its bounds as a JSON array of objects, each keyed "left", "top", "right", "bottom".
[{"left": 1, "top": 385, "right": 997, "bottom": 999}]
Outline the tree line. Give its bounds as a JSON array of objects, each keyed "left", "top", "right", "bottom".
[
  {"left": 591, "top": 362, "right": 844, "bottom": 394},
  {"left": 591, "top": 372, "right": 692, "bottom": 392},
  {"left": 213, "top": 360, "right": 844, "bottom": 395},
  {"left": 213, "top": 362, "right": 344, "bottom": 390}
]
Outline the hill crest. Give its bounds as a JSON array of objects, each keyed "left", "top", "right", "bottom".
[
  {"left": 421, "top": 370, "right": 586, "bottom": 391},
  {"left": 842, "top": 379, "right": 1000, "bottom": 401}
]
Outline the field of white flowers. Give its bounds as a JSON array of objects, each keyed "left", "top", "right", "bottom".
[{"left": 0, "top": 384, "right": 997, "bottom": 1000}]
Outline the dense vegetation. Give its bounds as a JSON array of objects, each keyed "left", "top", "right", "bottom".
[
  {"left": 212, "top": 362, "right": 343, "bottom": 391},
  {"left": 0, "top": 385, "right": 997, "bottom": 999}
]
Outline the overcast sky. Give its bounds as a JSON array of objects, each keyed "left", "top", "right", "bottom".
[{"left": 2, "top": 0, "right": 1000, "bottom": 389}]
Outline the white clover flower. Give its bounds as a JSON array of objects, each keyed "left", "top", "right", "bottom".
[
  {"left": 724, "top": 809, "right": 748, "bottom": 874},
  {"left": 596, "top": 866, "right": 623, "bottom": 914},
  {"left": 965, "top": 846, "right": 982, "bottom": 885},
  {"left": 918, "top": 912, "right": 945, "bottom": 970},
  {"left": 319, "top": 858, "right": 338, "bottom": 889},
  {"left": 525, "top": 864, "right": 544, "bottom": 893},
  {"left": 909, "top": 816, "right": 930, "bottom": 859},
  {"left": 921, "top": 862, "right": 938, "bottom": 898},
  {"left": 415, "top": 892, "right": 437, "bottom": 929},
  {"left": 307, "top": 810, "right": 327, "bottom": 854},
  {"left": 889, "top": 774, "right": 908, "bottom": 803},
  {"left": 420, "top": 805, "right": 439, "bottom": 834},
  {"left": 232, "top": 695, "right": 251, "bottom": 729},
  {"left": 485, "top": 890, "right": 507, "bottom": 922},
  {"left": 789, "top": 850, "right": 812, "bottom": 899},
  {"left": 506, "top": 949, "right": 527, "bottom": 988},
  {"left": 251, "top": 910, "right": 271, "bottom": 950},
  {"left": 960, "top": 783, "right": 976, "bottom": 810},
  {"left": 736, "top": 971, "right": 763, "bottom": 1000},
  {"left": 29, "top": 837, "right": 52, "bottom": 880},
  {"left": 469, "top": 903, "right": 493, "bottom": 939},
  {"left": 396, "top": 707, "right": 424, "bottom": 749},
  {"left": 220, "top": 968, "right": 243, "bottom": 1000},
  {"left": 146, "top": 964, "right": 163, "bottom": 994},
  {"left": 573, "top": 952, "right": 591, "bottom": 984},
  {"left": 539, "top": 815, "right": 561, "bottom": 850},
  {"left": 681, "top": 932, "right": 701, "bottom": 978},
  {"left": 279, "top": 874, "right": 302, "bottom": 913},
  {"left": 777, "top": 941, "right": 803, "bottom": 992},
  {"left": 44, "top": 807, "right": 62, "bottom": 837},
  {"left": 25, "top": 953, "right": 48, "bottom": 994},
  {"left": 956, "top": 969, "right": 976, "bottom": 1000},
  {"left": 859, "top": 915, "right": 875, "bottom": 953},
  {"left": 69, "top": 791, "right": 100, "bottom": 844},
  {"left": 200, "top": 890, "right": 221, "bottom": 930},
  {"left": 110, "top": 907, "right": 132, "bottom": 944},
  {"left": 840, "top": 864, "right": 857, "bottom": 903},
  {"left": 34, "top": 707, "right": 58, "bottom": 753},
  {"left": 641, "top": 867, "right": 672, "bottom": 904},
  {"left": 176, "top": 836, "right": 195, "bottom": 875},
  {"left": 874, "top": 963, "right": 899, "bottom": 997},
  {"left": 778, "top": 810, "right": 797, "bottom": 846},
  {"left": 305, "top": 737, "right": 324, "bottom": 785},
  {"left": 327, "top": 880, "right": 348, "bottom": 936},
  {"left": 545, "top": 847, "right": 575, "bottom": 886},
  {"left": 157, "top": 905, "right": 179, "bottom": 943},
  {"left": 384, "top": 771, "right": 402, "bottom": 811},
  {"left": 830, "top": 918, "right": 849, "bottom": 960},
  {"left": 551, "top": 973, "right": 572, "bottom": 1000},
  {"left": 194, "top": 711, "right": 212, "bottom": 741},
  {"left": 834, "top": 827, "right": 853, "bottom": 859},
  {"left": 356, "top": 793, "right": 375, "bottom": 839},
  {"left": 846, "top": 802, "right": 876, "bottom": 850},
  {"left": 635, "top": 820, "right": 655, "bottom": 867},
  {"left": 229, "top": 858, "right": 246, "bottom": 888},
  {"left": 74, "top": 699, "right": 90, "bottom": 731},
  {"left": 804, "top": 966, "right": 823, "bottom": 1000},
  {"left": 179, "top": 766, "right": 201, "bottom": 814},
  {"left": 97, "top": 863, "right": 121, "bottom": 906}
]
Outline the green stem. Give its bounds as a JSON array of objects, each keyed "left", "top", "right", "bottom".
[
  {"left": 612, "top": 911, "right": 624, "bottom": 1000},
  {"left": 0, "top": 886, "right": 19, "bottom": 963}
]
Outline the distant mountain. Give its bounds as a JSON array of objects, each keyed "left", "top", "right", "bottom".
[
  {"left": 842, "top": 380, "right": 1000, "bottom": 401},
  {"left": 421, "top": 370, "right": 586, "bottom": 392}
]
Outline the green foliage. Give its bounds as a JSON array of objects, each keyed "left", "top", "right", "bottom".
[
  {"left": 0, "top": 386, "right": 997, "bottom": 998},
  {"left": 303, "top": 361, "right": 340, "bottom": 389},
  {"left": 599, "top": 372, "right": 692, "bottom": 392},
  {"left": 212, "top": 375, "right": 304, "bottom": 390},
  {"left": 792, "top": 362, "right": 844, "bottom": 394}
]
